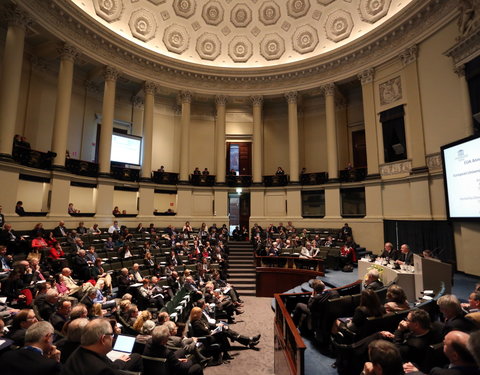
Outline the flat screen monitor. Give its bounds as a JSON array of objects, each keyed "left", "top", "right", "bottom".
[
  {"left": 441, "top": 135, "right": 480, "bottom": 220},
  {"left": 111, "top": 133, "right": 142, "bottom": 165}
]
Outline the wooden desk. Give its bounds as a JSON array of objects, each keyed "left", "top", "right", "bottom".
[{"left": 358, "top": 260, "right": 416, "bottom": 302}]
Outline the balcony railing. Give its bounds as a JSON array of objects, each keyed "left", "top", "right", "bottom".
[
  {"left": 65, "top": 158, "right": 99, "bottom": 177},
  {"left": 339, "top": 167, "right": 367, "bottom": 182},
  {"left": 263, "top": 174, "right": 288, "bottom": 187},
  {"left": 12, "top": 146, "right": 54, "bottom": 170},
  {"left": 300, "top": 172, "right": 328, "bottom": 185},
  {"left": 152, "top": 171, "right": 179, "bottom": 185},
  {"left": 111, "top": 166, "right": 140, "bottom": 182},
  {"left": 190, "top": 174, "right": 215, "bottom": 186},
  {"left": 226, "top": 175, "right": 252, "bottom": 187}
]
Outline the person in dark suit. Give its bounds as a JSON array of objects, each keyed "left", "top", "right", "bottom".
[
  {"left": 15, "top": 201, "right": 26, "bottom": 216},
  {"left": 62, "top": 318, "right": 139, "bottom": 375},
  {"left": 73, "top": 249, "right": 91, "bottom": 282},
  {"left": 0, "top": 321, "right": 61, "bottom": 375},
  {"left": 292, "top": 279, "right": 339, "bottom": 333},
  {"left": 403, "top": 330, "right": 480, "bottom": 375},
  {"left": 362, "top": 339, "right": 405, "bottom": 375},
  {"left": 378, "top": 309, "right": 442, "bottom": 371},
  {"left": 167, "top": 271, "right": 183, "bottom": 295},
  {"left": 438, "top": 295, "right": 476, "bottom": 335},
  {"left": 380, "top": 242, "right": 400, "bottom": 261},
  {"left": 38, "top": 289, "right": 59, "bottom": 321},
  {"left": 363, "top": 269, "right": 384, "bottom": 291},
  {"left": 53, "top": 221, "right": 68, "bottom": 238},
  {"left": 0, "top": 223, "right": 28, "bottom": 254},
  {"left": 143, "top": 325, "right": 203, "bottom": 375},
  {"left": 396, "top": 243, "right": 414, "bottom": 266},
  {"left": 55, "top": 318, "right": 88, "bottom": 364},
  {"left": 117, "top": 268, "right": 133, "bottom": 297},
  {"left": 167, "top": 249, "right": 183, "bottom": 267},
  {"left": 50, "top": 299, "right": 72, "bottom": 333},
  {"left": 0, "top": 205, "right": 5, "bottom": 228}
]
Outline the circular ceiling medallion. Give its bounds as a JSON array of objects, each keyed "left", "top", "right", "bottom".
[
  {"left": 293, "top": 24, "right": 319, "bottom": 54},
  {"left": 163, "top": 24, "right": 189, "bottom": 54},
  {"left": 202, "top": 0, "right": 224, "bottom": 26},
  {"left": 129, "top": 8, "right": 156, "bottom": 42},
  {"left": 260, "top": 33, "right": 285, "bottom": 60},
  {"left": 196, "top": 32, "right": 221, "bottom": 60},
  {"left": 231, "top": 3, "right": 252, "bottom": 28},
  {"left": 287, "top": 0, "right": 311, "bottom": 19},
  {"left": 93, "top": 0, "right": 124, "bottom": 22},
  {"left": 325, "top": 9, "right": 354, "bottom": 42},
  {"left": 359, "top": 0, "right": 392, "bottom": 23},
  {"left": 259, "top": 1, "right": 281, "bottom": 26},
  {"left": 228, "top": 35, "right": 253, "bottom": 62},
  {"left": 173, "top": 0, "right": 196, "bottom": 19}
]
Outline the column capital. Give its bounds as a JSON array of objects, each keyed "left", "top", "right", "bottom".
[
  {"left": 131, "top": 95, "right": 144, "bottom": 109},
  {"left": 58, "top": 43, "right": 79, "bottom": 62},
  {"left": 322, "top": 83, "right": 336, "bottom": 96},
  {"left": 103, "top": 66, "right": 119, "bottom": 81},
  {"left": 454, "top": 64, "right": 466, "bottom": 77},
  {"left": 250, "top": 95, "right": 263, "bottom": 106},
  {"left": 144, "top": 81, "right": 157, "bottom": 95},
  {"left": 179, "top": 91, "right": 192, "bottom": 104},
  {"left": 215, "top": 95, "right": 228, "bottom": 106},
  {"left": 5, "top": 5, "right": 32, "bottom": 30},
  {"left": 172, "top": 104, "right": 182, "bottom": 115},
  {"left": 358, "top": 68, "right": 375, "bottom": 85},
  {"left": 285, "top": 91, "right": 298, "bottom": 104},
  {"left": 400, "top": 44, "right": 418, "bottom": 66}
]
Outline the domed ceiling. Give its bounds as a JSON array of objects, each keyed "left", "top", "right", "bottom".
[{"left": 71, "top": 0, "right": 414, "bottom": 69}]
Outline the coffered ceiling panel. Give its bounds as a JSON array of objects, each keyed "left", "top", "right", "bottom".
[{"left": 73, "top": 0, "right": 413, "bottom": 68}]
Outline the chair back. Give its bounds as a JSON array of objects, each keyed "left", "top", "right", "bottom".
[{"left": 141, "top": 355, "right": 168, "bottom": 375}]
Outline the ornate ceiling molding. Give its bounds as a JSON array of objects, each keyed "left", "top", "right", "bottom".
[{"left": 17, "top": 0, "right": 457, "bottom": 95}]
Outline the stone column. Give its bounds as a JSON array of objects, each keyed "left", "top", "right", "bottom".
[
  {"left": 400, "top": 45, "right": 426, "bottom": 170},
  {"left": 98, "top": 66, "right": 118, "bottom": 175},
  {"left": 141, "top": 81, "right": 156, "bottom": 179},
  {"left": 285, "top": 91, "right": 300, "bottom": 183},
  {"left": 215, "top": 95, "right": 227, "bottom": 183},
  {"left": 0, "top": 7, "right": 30, "bottom": 158},
  {"left": 323, "top": 83, "right": 339, "bottom": 180},
  {"left": 358, "top": 69, "right": 380, "bottom": 177},
  {"left": 251, "top": 95, "right": 263, "bottom": 184},
  {"left": 455, "top": 65, "right": 475, "bottom": 137},
  {"left": 179, "top": 91, "right": 192, "bottom": 182},
  {"left": 51, "top": 44, "right": 78, "bottom": 167}
]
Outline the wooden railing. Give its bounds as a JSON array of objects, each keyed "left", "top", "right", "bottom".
[
  {"left": 190, "top": 174, "right": 216, "bottom": 186},
  {"left": 65, "top": 158, "right": 99, "bottom": 177},
  {"left": 255, "top": 255, "right": 324, "bottom": 273},
  {"left": 274, "top": 293, "right": 306, "bottom": 375},
  {"left": 226, "top": 175, "right": 252, "bottom": 187},
  {"left": 264, "top": 174, "right": 288, "bottom": 186},
  {"left": 300, "top": 172, "right": 328, "bottom": 185},
  {"left": 152, "top": 171, "right": 179, "bottom": 185}
]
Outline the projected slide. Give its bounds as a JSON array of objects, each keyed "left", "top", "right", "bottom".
[
  {"left": 111, "top": 133, "right": 142, "bottom": 165},
  {"left": 442, "top": 136, "right": 480, "bottom": 219}
]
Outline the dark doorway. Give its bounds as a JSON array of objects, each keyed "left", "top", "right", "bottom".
[
  {"left": 352, "top": 129, "right": 367, "bottom": 168},
  {"left": 228, "top": 192, "right": 250, "bottom": 234},
  {"left": 227, "top": 142, "right": 252, "bottom": 175}
]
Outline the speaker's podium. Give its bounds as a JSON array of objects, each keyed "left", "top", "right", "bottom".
[{"left": 413, "top": 254, "right": 452, "bottom": 299}]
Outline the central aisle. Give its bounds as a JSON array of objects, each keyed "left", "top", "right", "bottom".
[{"left": 204, "top": 296, "right": 274, "bottom": 375}]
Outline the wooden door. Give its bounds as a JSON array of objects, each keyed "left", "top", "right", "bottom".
[
  {"left": 227, "top": 142, "right": 252, "bottom": 175},
  {"left": 352, "top": 130, "right": 367, "bottom": 168}
]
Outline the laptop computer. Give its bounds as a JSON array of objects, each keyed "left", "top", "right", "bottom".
[{"left": 106, "top": 334, "right": 136, "bottom": 361}]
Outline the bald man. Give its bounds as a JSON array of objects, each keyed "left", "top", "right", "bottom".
[{"left": 404, "top": 330, "right": 480, "bottom": 375}]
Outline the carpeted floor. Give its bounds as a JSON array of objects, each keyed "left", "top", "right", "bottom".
[{"left": 204, "top": 296, "right": 274, "bottom": 375}]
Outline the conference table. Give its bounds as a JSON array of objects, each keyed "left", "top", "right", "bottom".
[{"left": 358, "top": 259, "right": 416, "bottom": 301}]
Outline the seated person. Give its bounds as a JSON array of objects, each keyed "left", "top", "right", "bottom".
[
  {"left": 143, "top": 325, "right": 203, "bottom": 375},
  {"left": 378, "top": 309, "right": 443, "bottom": 370},
  {"left": 292, "top": 279, "right": 338, "bottom": 334},
  {"left": 335, "top": 289, "right": 385, "bottom": 339},
  {"left": 380, "top": 242, "right": 399, "bottom": 261},
  {"left": 403, "top": 330, "right": 480, "bottom": 375},
  {"left": 437, "top": 295, "right": 476, "bottom": 334},
  {"left": 275, "top": 166, "right": 285, "bottom": 175},
  {"left": 0, "top": 321, "right": 61, "bottom": 375},
  {"left": 6, "top": 308, "right": 38, "bottom": 346},
  {"left": 396, "top": 243, "right": 414, "bottom": 266},
  {"left": 362, "top": 339, "right": 404, "bottom": 375},
  {"left": 462, "top": 291, "right": 480, "bottom": 314},
  {"left": 55, "top": 317, "right": 89, "bottom": 364},
  {"left": 384, "top": 285, "right": 410, "bottom": 313},
  {"left": 300, "top": 241, "right": 319, "bottom": 259},
  {"left": 363, "top": 269, "right": 384, "bottom": 291},
  {"left": 15, "top": 201, "right": 26, "bottom": 216},
  {"left": 63, "top": 318, "right": 140, "bottom": 375}
]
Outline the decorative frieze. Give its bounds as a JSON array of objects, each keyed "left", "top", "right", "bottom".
[
  {"left": 379, "top": 76, "right": 402, "bottom": 106},
  {"left": 426, "top": 153, "right": 443, "bottom": 172},
  {"left": 400, "top": 45, "right": 418, "bottom": 66},
  {"left": 380, "top": 160, "right": 412, "bottom": 177}
]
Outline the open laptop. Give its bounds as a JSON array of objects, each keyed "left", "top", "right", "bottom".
[{"left": 106, "top": 334, "right": 136, "bottom": 361}]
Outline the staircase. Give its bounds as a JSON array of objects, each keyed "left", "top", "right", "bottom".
[{"left": 227, "top": 241, "right": 256, "bottom": 297}]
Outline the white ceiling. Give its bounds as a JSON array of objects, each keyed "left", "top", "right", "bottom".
[{"left": 71, "top": 0, "right": 415, "bottom": 69}]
